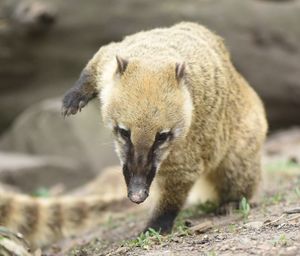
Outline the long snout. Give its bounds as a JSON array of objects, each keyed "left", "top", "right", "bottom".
[
  {"left": 127, "top": 177, "right": 149, "bottom": 204},
  {"left": 128, "top": 187, "right": 149, "bottom": 204},
  {"left": 122, "top": 148, "right": 157, "bottom": 204}
]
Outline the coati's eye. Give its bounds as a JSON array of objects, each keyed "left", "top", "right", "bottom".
[
  {"left": 155, "top": 132, "right": 171, "bottom": 144},
  {"left": 118, "top": 127, "right": 130, "bottom": 140}
]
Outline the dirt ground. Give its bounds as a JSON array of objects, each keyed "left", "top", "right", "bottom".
[{"left": 43, "top": 164, "right": 300, "bottom": 256}]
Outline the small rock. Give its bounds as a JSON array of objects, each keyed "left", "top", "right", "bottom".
[
  {"left": 244, "top": 221, "right": 264, "bottom": 230},
  {"left": 277, "top": 223, "right": 286, "bottom": 229}
]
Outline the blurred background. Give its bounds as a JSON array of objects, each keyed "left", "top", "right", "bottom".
[{"left": 0, "top": 0, "right": 299, "bottom": 195}]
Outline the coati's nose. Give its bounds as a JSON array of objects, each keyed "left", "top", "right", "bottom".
[{"left": 128, "top": 189, "right": 149, "bottom": 204}]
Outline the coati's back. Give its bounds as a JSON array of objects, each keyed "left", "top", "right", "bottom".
[{"left": 103, "top": 22, "right": 226, "bottom": 68}]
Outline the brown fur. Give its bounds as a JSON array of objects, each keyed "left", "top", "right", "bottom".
[{"left": 63, "top": 22, "right": 267, "bottom": 234}]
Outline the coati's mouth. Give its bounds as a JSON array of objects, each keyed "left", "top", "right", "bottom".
[
  {"left": 128, "top": 186, "right": 149, "bottom": 204},
  {"left": 126, "top": 175, "right": 151, "bottom": 204}
]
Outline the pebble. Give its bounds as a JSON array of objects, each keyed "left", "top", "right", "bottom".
[{"left": 244, "top": 221, "right": 264, "bottom": 230}]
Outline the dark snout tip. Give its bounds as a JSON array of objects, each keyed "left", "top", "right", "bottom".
[{"left": 128, "top": 189, "right": 149, "bottom": 204}]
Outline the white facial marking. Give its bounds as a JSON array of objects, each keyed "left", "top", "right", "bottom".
[
  {"left": 118, "top": 123, "right": 128, "bottom": 130},
  {"left": 155, "top": 149, "right": 171, "bottom": 172},
  {"left": 99, "top": 59, "right": 118, "bottom": 108},
  {"left": 114, "top": 141, "right": 124, "bottom": 165},
  {"left": 182, "top": 87, "right": 194, "bottom": 133},
  {"left": 160, "top": 128, "right": 171, "bottom": 134}
]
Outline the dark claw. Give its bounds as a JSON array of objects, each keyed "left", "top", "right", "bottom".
[
  {"left": 71, "top": 107, "right": 78, "bottom": 115},
  {"left": 61, "top": 107, "right": 67, "bottom": 117},
  {"left": 62, "top": 89, "right": 90, "bottom": 118},
  {"left": 79, "top": 100, "right": 85, "bottom": 110},
  {"left": 67, "top": 108, "right": 73, "bottom": 116}
]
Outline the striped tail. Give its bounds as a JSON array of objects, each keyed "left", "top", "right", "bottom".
[{"left": 0, "top": 193, "right": 125, "bottom": 249}]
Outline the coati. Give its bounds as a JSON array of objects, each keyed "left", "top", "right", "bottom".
[{"left": 62, "top": 22, "right": 268, "bottom": 234}]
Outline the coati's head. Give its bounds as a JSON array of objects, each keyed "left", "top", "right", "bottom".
[{"left": 101, "top": 56, "right": 193, "bottom": 204}]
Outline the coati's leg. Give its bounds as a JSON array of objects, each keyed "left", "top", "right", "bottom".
[
  {"left": 209, "top": 151, "right": 262, "bottom": 208},
  {"left": 62, "top": 49, "right": 124, "bottom": 117},
  {"left": 61, "top": 47, "right": 107, "bottom": 117},
  {"left": 144, "top": 172, "right": 195, "bottom": 234},
  {"left": 62, "top": 69, "right": 99, "bottom": 117}
]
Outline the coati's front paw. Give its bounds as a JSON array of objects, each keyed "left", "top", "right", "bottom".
[
  {"left": 144, "top": 210, "right": 177, "bottom": 235},
  {"left": 143, "top": 222, "right": 173, "bottom": 235},
  {"left": 62, "top": 89, "right": 90, "bottom": 117}
]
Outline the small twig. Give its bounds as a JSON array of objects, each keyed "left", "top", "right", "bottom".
[
  {"left": 264, "top": 208, "right": 300, "bottom": 227},
  {"left": 189, "top": 220, "right": 213, "bottom": 234},
  {"left": 287, "top": 214, "right": 300, "bottom": 222},
  {"left": 264, "top": 214, "right": 286, "bottom": 226},
  {"left": 284, "top": 207, "right": 300, "bottom": 214}
]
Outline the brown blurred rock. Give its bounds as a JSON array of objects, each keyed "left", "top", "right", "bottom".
[
  {"left": 0, "top": 98, "right": 119, "bottom": 176},
  {"left": 0, "top": 0, "right": 300, "bottom": 132}
]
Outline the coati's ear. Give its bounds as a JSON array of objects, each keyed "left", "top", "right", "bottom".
[
  {"left": 116, "top": 55, "right": 128, "bottom": 75},
  {"left": 175, "top": 62, "right": 186, "bottom": 81}
]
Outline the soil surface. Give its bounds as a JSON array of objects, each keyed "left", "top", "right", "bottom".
[{"left": 44, "top": 166, "right": 300, "bottom": 256}]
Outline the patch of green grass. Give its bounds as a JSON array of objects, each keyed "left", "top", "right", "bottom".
[
  {"left": 198, "top": 201, "right": 219, "bottom": 214},
  {"left": 286, "top": 186, "right": 300, "bottom": 203},
  {"left": 265, "top": 159, "right": 300, "bottom": 173},
  {"left": 125, "top": 213, "right": 136, "bottom": 222},
  {"left": 295, "top": 187, "right": 300, "bottom": 198},
  {"left": 103, "top": 216, "right": 118, "bottom": 229},
  {"left": 205, "top": 250, "right": 217, "bottom": 256},
  {"left": 174, "top": 222, "right": 191, "bottom": 236},
  {"left": 32, "top": 187, "right": 50, "bottom": 198},
  {"left": 239, "top": 197, "right": 250, "bottom": 220},
  {"left": 272, "top": 234, "right": 290, "bottom": 247},
  {"left": 227, "top": 224, "right": 237, "bottom": 233},
  {"left": 263, "top": 193, "right": 284, "bottom": 206},
  {"left": 278, "top": 234, "right": 288, "bottom": 246},
  {"left": 174, "top": 213, "right": 189, "bottom": 234},
  {"left": 271, "top": 193, "right": 284, "bottom": 203},
  {"left": 123, "top": 228, "right": 164, "bottom": 250},
  {"left": 178, "top": 201, "right": 218, "bottom": 220}
]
